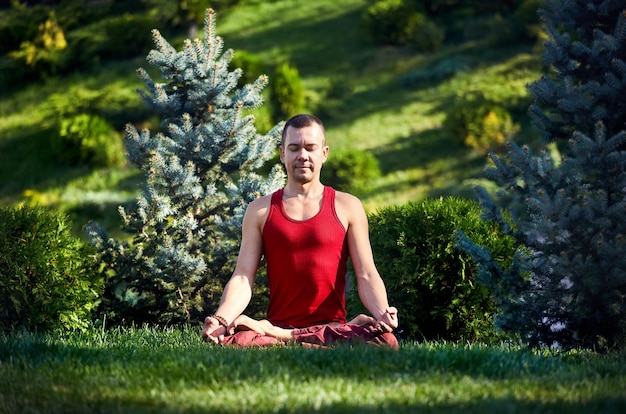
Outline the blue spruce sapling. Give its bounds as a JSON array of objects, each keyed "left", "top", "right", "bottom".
[
  {"left": 85, "top": 9, "right": 285, "bottom": 325},
  {"left": 455, "top": 0, "right": 626, "bottom": 350}
]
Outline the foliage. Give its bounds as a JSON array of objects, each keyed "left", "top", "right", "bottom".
[
  {"left": 321, "top": 148, "right": 381, "bottom": 195},
  {"left": 43, "top": 85, "right": 151, "bottom": 130},
  {"left": 514, "top": 0, "right": 545, "bottom": 40},
  {"left": 0, "top": 205, "right": 102, "bottom": 333},
  {"left": 0, "top": 3, "right": 50, "bottom": 55},
  {"left": 7, "top": 13, "right": 67, "bottom": 78},
  {"left": 65, "top": 13, "right": 155, "bottom": 67},
  {"left": 84, "top": 9, "right": 285, "bottom": 327},
  {"left": 356, "top": 197, "right": 516, "bottom": 342},
  {"left": 444, "top": 91, "right": 520, "bottom": 153},
  {"left": 362, "top": 0, "right": 444, "bottom": 50},
  {"left": 420, "top": 0, "right": 526, "bottom": 17},
  {"left": 270, "top": 61, "right": 305, "bottom": 121},
  {"left": 230, "top": 50, "right": 274, "bottom": 133},
  {"left": 0, "top": 2, "right": 160, "bottom": 87},
  {"left": 455, "top": 0, "right": 626, "bottom": 352},
  {"left": 54, "top": 113, "right": 125, "bottom": 168},
  {"left": 230, "top": 50, "right": 267, "bottom": 88}
]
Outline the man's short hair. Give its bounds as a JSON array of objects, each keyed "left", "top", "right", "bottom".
[{"left": 281, "top": 114, "right": 326, "bottom": 145}]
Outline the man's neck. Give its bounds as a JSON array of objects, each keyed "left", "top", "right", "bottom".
[{"left": 283, "top": 181, "right": 325, "bottom": 201}]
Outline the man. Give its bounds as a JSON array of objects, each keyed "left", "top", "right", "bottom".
[{"left": 202, "top": 114, "right": 398, "bottom": 348}]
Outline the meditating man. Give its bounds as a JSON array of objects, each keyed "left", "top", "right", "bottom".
[{"left": 201, "top": 114, "right": 398, "bottom": 348}]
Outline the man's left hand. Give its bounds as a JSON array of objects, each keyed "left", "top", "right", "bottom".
[{"left": 375, "top": 307, "right": 398, "bottom": 333}]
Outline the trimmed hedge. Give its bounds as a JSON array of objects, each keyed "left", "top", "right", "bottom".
[
  {"left": 352, "top": 197, "right": 516, "bottom": 342},
  {"left": 322, "top": 149, "right": 381, "bottom": 195}
]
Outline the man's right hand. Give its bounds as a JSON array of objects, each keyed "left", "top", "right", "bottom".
[{"left": 202, "top": 316, "right": 227, "bottom": 344}]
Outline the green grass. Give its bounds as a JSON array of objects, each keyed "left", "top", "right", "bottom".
[
  {"left": 0, "top": 0, "right": 542, "bottom": 235},
  {"left": 1, "top": 326, "right": 624, "bottom": 413}
]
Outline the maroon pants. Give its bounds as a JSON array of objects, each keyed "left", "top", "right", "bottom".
[{"left": 220, "top": 323, "right": 399, "bottom": 349}]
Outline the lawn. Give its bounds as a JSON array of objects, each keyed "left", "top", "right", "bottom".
[{"left": 1, "top": 326, "right": 625, "bottom": 413}]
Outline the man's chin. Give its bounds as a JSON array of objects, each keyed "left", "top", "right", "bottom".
[{"left": 293, "top": 173, "right": 314, "bottom": 184}]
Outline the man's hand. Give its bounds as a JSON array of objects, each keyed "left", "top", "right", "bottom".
[
  {"left": 375, "top": 307, "right": 398, "bottom": 333},
  {"left": 202, "top": 316, "right": 227, "bottom": 344}
]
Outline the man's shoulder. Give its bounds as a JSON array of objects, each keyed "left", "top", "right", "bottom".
[
  {"left": 333, "top": 189, "right": 363, "bottom": 207},
  {"left": 332, "top": 189, "right": 365, "bottom": 221},
  {"left": 248, "top": 193, "right": 273, "bottom": 211}
]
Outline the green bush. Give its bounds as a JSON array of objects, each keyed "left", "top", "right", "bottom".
[
  {"left": 322, "top": 149, "right": 381, "bottom": 195},
  {"left": 353, "top": 197, "right": 516, "bottom": 342},
  {"left": 0, "top": 5, "right": 50, "bottom": 55},
  {"left": 0, "top": 205, "right": 102, "bottom": 333},
  {"left": 362, "top": 0, "right": 444, "bottom": 50},
  {"left": 230, "top": 50, "right": 267, "bottom": 88},
  {"left": 229, "top": 51, "right": 274, "bottom": 133},
  {"left": 513, "top": 0, "right": 545, "bottom": 42},
  {"left": 65, "top": 13, "right": 154, "bottom": 67},
  {"left": 54, "top": 113, "right": 125, "bottom": 168},
  {"left": 5, "top": 14, "right": 69, "bottom": 80},
  {"left": 271, "top": 61, "right": 305, "bottom": 121},
  {"left": 444, "top": 92, "right": 520, "bottom": 153},
  {"left": 405, "top": 14, "right": 445, "bottom": 52},
  {"left": 0, "top": 55, "right": 33, "bottom": 91}
]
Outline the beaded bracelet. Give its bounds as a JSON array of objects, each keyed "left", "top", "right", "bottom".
[{"left": 211, "top": 314, "right": 229, "bottom": 327}]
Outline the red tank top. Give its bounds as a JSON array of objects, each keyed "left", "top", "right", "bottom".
[{"left": 262, "top": 186, "right": 348, "bottom": 328}]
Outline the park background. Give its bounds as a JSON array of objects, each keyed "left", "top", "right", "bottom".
[
  {"left": 1, "top": 1, "right": 626, "bottom": 413},
  {"left": 0, "top": 0, "right": 542, "bottom": 233}
]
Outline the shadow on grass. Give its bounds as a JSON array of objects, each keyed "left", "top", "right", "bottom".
[
  {"left": 0, "top": 126, "right": 90, "bottom": 202},
  {"left": 62, "top": 396, "right": 626, "bottom": 414},
  {"left": 220, "top": 6, "right": 376, "bottom": 76},
  {"left": 1, "top": 332, "right": 625, "bottom": 414},
  {"left": 362, "top": 127, "right": 487, "bottom": 200},
  {"left": 0, "top": 123, "right": 143, "bottom": 237}
]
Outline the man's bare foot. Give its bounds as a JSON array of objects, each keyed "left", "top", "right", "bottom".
[
  {"left": 348, "top": 314, "right": 376, "bottom": 326},
  {"left": 258, "top": 319, "right": 294, "bottom": 341},
  {"left": 230, "top": 315, "right": 268, "bottom": 335}
]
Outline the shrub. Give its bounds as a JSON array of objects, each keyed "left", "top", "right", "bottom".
[
  {"left": 54, "top": 113, "right": 125, "bottom": 168},
  {"left": 230, "top": 50, "right": 267, "bottom": 88},
  {"left": 405, "top": 14, "right": 445, "bottom": 52},
  {"left": 0, "top": 205, "right": 102, "bottom": 333},
  {"left": 444, "top": 92, "right": 520, "bottom": 153},
  {"left": 0, "top": 5, "right": 50, "bottom": 55},
  {"left": 102, "top": 13, "right": 154, "bottom": 59},
  {"left": 7, "top": 14, "right": 68, "bottom": 78},
  {"left": 271, "top": 61, "right": 305, "bottom": 121},
  {"left": 362, "top": 0, "right": 444, "bottom": 50},
  {"left": 65, "top": 13, "right": 154, "bottom": 68},
  {"left": 322, "top": 149, "right": 381, "bottom": 195},
  {"left": 352, "top": 197, "right": 516, "bottom": 342},
  {"left": 229, "top": 50, "right": 274, "bottom": 132}
]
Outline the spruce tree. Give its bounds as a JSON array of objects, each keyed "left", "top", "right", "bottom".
[
  {"left": 455, "top": 0, "right": 626, "bottom": 351},
  {"left": 85, "top": 9, "right": 285, "bottom": 326}
]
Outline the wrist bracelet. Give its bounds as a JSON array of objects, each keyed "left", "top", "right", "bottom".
[{"left": 211, "top": 314, "right": 229, "bottom": 327}]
